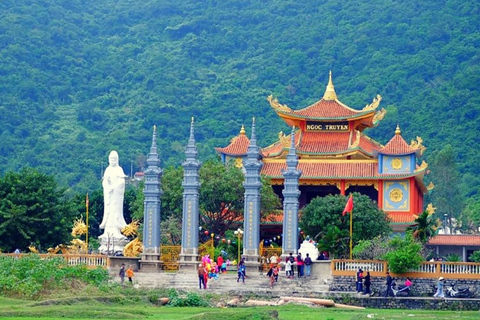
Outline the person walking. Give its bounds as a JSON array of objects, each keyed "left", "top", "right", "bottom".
[
  {"left": 119, "top": 263, "right": 126, "bottom": 286},
  {"left": 237, "top": 262, "right": 246, "bottom": 283},
  {"left": 266, "top": 264, "right": 278, "bottom": 289},
  {"left": 384, "top": 271, "right": 393, "bottom": 297},
  {"left": 363, "top": 271, "right": 371, "bottom": 295},
  {"left": 126, "top": 265, "right": 134, "bottom": 284},
  {"left": 304, "top": 253, "right": 313, "bottom": 277},
  {"left": 433, "top": 277, "right": 445, "bottom": 298},
  {"left": 198, "top": 263, "right": 206, "bottom": 289}
]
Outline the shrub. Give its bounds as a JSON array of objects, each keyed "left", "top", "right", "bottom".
[
  {"left": 383, "top": 234, "right": 423, "bottom": 274},
  {"left": 469, "top": 250, "right": 480, "bottom": 262},
  {"left": 167, "top": 289, "right": 209, "bottom": 307},
  {"left": 0, "top": 254, "right": 109, "bottom": 298},
  {"left": 445, "top": 254, "right": 461, "bottom": 262}
]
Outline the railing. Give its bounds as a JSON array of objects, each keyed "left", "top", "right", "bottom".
[
  {"left": 332, "top": 259, "right": 480, "bottom": 279},
  {"left": 1, "top": 253, "right": 108, "bottom": 268},
  {"left": 160, "top": 245, "right": 181, "bottom": 271},
  {"left": 259, "top": 247, "right": 282, "bottom": 272}
]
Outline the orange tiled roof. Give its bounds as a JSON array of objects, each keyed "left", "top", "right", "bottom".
[
  {"left": 427, "top": 235, "right": 480, "bottom": 246},
  {"left": 262, "top": 161, "right": 421, "bottom": 179},
  {"left": 215, "top": 133, "right": 250, "bottom": 156},
  {"left": 262, "top": 131, "right": 383, "bottom": 158},
  {"left": 228, "top": 212, "right": 284, "bottom": 225},
  {"left": 297, "top": 132, "right": 382, "bottom": 155},
  {"left": 262, "top": 212, "right": 284, "bottom": 224},
  {"left": 278, "top": 99, "right": 374, "bottom": 120},
  {"left": 261, "top": 132, "right": 301, "bottom": 157},
  {"left": 380, "top": 129, "right": 416, "bottom": 155},
  {"left": 388, "top": 212, "right": 416, "bottom": 224},
  {"left": 298, "top": 132, "right": 349, "bottom": 153}
]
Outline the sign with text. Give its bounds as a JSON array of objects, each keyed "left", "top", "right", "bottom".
[{"left": 306, "top": 121, "right": 349, "bottom": 132}]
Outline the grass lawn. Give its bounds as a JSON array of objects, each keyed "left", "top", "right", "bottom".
[{"left": 0, "top": 296, "right": 478, "bottom": 320}]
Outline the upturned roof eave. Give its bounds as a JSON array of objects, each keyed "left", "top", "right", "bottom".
[
  {"left": 214, "top": 147, "right": 247, "bottom": 157},
  {"left": 273, "top": 108, "right": 376, "bottom": 121},
  {"left": 296, "top": 146, "right": 376, "bottom": 157},
  {"left": 262, "top": 170, "right": 426, "bottom": 180}
]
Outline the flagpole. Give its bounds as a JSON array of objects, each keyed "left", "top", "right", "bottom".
[
  {"left": 86, "top": 193, "right": 89, "bottom": 254},
  {"left": 349, "top": 209, "right": 353, "bottom": 259}
]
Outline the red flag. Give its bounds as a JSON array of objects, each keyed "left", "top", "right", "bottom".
[{"left": 342, "top": 195, "right": 353, "bottom": 216}]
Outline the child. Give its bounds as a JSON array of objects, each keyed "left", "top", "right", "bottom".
[
  {"left": 285, "top": 259, "right": 292, "bottom": 278},
  {"left": 237, "top": 262, "right": 246, "bottom": 283}
]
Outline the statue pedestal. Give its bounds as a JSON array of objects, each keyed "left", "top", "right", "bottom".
[
  {"left": 98, "top": 233, "right": 128, "bottom": 255},
  {"left": 139, "top": 252, "right": 162, "bottom": 272},
  {"left": 242, "top": 254, "right": 261, "bottom": 273},
  {"left": 179, "top": 250, "right": 199, "bottom": 272}
]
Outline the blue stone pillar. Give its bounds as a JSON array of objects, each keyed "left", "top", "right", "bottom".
[
  {"left": 179, "top": 118, "right": 201, "bottom": 271},
  {"left": 140, "top": 126, "right": 163, "bottom": 271},
  {"left": 242, "top": 118, "right": 263, "bottom": 269},
  {"left": 282, "top": 127, "right": 302, "bottom": 256}
]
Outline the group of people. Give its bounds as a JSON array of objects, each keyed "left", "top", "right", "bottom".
[
  {"left": 355, "top": 269, "right": 414, "bottom": 297},
  {"left": 355, "top": 268, "right": 372, "bottom": 295},
  {"left": 118, "top": 263, "right": 134, "bottom": 286},
  {"left": 198, "top": 254, "right": 229, "bottom": 289},
  {"left": 285, "top": 252, "right": 313, "bottom": 278},
  {"left": 263, "top": 252, "right": 314, "bottom": 289}
]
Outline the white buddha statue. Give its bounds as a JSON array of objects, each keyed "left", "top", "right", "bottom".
[{"left": 98, "top": 151, "right": 128, "bottom": 253}]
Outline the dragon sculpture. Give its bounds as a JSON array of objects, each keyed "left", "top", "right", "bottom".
[{"left": 122, "top": 220, "right": 143, "bottom": 257}]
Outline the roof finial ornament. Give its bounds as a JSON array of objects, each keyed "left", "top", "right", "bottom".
[
  {"left": 395, "top": 124, "right": 401, "bottom": 135},
  {"left": 290, "top": 126, "right": 296, "bottom": 149},
  {"left": 323, "top": 70, "right": 338, "bottom": 101},
  {"left": 240, "top": 124, "right": 246, "bottom": 135},
  {"left": 251, "top": 117, "right": 256, "bottom": 140}
]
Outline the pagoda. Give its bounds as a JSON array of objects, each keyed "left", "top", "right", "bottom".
[{"left": 216, "top": 72, "right": 430, "bottom": 231}]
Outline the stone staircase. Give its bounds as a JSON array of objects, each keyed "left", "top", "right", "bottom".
[{"left": 112, "top": 270, "right": 355, "bottom": 297}]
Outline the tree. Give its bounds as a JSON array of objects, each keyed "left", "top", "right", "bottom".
[
  {"left": 160, "top": 166, "right": 184, "bottom": 221},
  {"left": 352, "top": 236, "right": 390, "bottom": 260},
  {"left": 406, "top": 210, "right": 440, "bottom": 243},
  {"left": 429, "top": 145, "right": 464, "bottom": 233},
  {"left": 160, "top": 215, "right": 182, "bottom": 245},
  {"left": 316, "top": 225, "right": 349, "bottom": 259},
  {"left": 0, "top": 168, "right": 73, "bottom": 252},
  {"left": 459, "top": 197, "right": 480, "bottom": 233},
  {"left": 299, "top": 193, "right": 391, "bottom": 257},
  {"left": 198, "top": 159, "right": 281, "bottom": 236},
  {"left": 300, "top": 193, "right": 391, "bottom": 258}
]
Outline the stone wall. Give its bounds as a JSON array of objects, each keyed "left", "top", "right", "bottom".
[
  {"left": 330, "top": 275, "right": 480, "bottom": 297},
  {"left": 331, "top": 296, "right": 480, "bottom": 310},
  {"left": 109, "top": 256, "right": 140, "bottom": 275}
]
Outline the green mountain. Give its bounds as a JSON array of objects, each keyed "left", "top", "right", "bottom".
[{"left": 0, "top": 0, "right": 479, "bottom": 197}]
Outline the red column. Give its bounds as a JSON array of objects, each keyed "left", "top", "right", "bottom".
[
  {"left": 410, "top": 178, "right": 417, "bottom": 214},
  {"left": 378, "top": 180, "right": 383, "bottom": 209},
  {"left": 340, "top": 180, "right": 345, "bottom": 196}
]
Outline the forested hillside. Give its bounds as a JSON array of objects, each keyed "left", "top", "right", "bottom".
[{"left": 0, "top": 0, "right": 479, "bottom": 197}]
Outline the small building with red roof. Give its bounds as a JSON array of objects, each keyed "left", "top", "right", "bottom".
[
  {"left": 427, "top": 235, "right": 480, "bottom": 262},
  {"left": 216, "top": 72, "right": 430, "bottom": 230}
]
